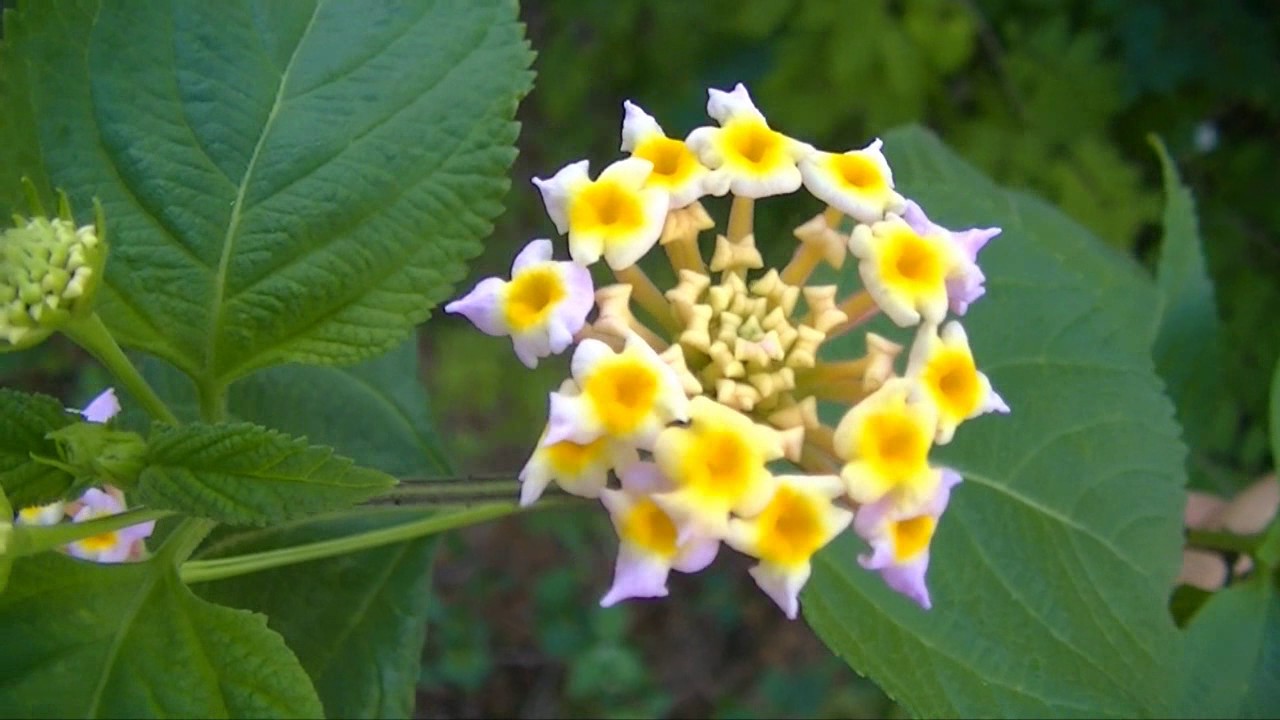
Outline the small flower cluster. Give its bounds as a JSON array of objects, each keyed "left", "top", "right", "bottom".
[
  {"left": 0, "top": 194, "right": 105, "bottom": 351},
  {"left": 448, "top": 84, "right": 1007, "bottom": 616},
  {"left": 12, "top": 388, "right": 155, "bottom": 563}
]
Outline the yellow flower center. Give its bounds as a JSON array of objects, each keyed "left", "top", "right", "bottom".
[
  {"left": 633, "top": 136, "right": 699, "bottom": 187},
  {"left": 678, "top": 427, "right": 756, "bottom": 503},
  {"left": 857, "top": 408, "right": 931, "bottom": 482},
  {"left": 621, "top": 498, "right": 678, "bottom": 557},
  {"left": 79, "top": 529, "right": 119, "bottom": 553},
  {"left": 719, "top": 118, "right": 788, "bottom": 174},
  {"left": 584, "top": 357, "right": 661, "bottom": 436},
  {"left": 543, "top": 436, "right": 608, "bottom": 475},
  {"left": 569, "top": 179, "right": 646, "bottom": 236},
  {"left": 879, "top": 229, "right": 946, "bottom": 296},
  {"left": 828, "top": 153, "right": 886, "bottom": 193},
  {"left": 923, "top": 348, "right": 981, "bottom": 421},
  {"left": 890, "top": 515, "right": 936, "bottom": 562},
  {"left": 504, "top": 265, "right": 565, "bottom": 331},
  {"left": 754, "top": 485, "right": 827, "bottom": 567}
]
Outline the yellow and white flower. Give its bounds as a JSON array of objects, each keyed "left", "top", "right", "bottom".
[
  {"left": 725, "top": 474, "right": 852, "bottom": 619},
  {"left": 855, "top": 468, "right": 962, "bottom": 609},
  {"left": 833, "top": 378, "right": 940, "bottom": 513},
  {"left": 519, "top": 382, "right": 640, "bottom": 506},
  {"left": 686, "top": 84, "right": 814, "bottom": 198},
  {"left": 907, "top": 321, "right": 1009, "bottom": 444},
  {"left": 799, "top": 139, "right": 906, "bottom": 223},
  {"left": 621, "top": 100, "right": 730, "bottom": 209},
  {"left": 445, "top": 238, "right": 595, "bottom": 369},
  {"left": 16, "top": 501, "right": 65, "bottom": 526},
  {"left": 653, "top": 396, "right": 784, "bottom": 538},
  {"left": 544, "top": 332, "right": 689, "bottom": 450},
  {"left": 900, "top": 200, "right": 1000, "bottom": 316},
  {"left": 533, "top": 158, "right": 670, "bottom": 269},
  {"left": 849, "top": 214, "right": 961, "bottom": 327},
  {"left": 599, "top": 462, "right": 719, "bottom": 607}
]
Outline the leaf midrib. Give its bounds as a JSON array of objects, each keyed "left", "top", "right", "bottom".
[{"left": 204, "top": 0, "right": 322, "bottom": 385}]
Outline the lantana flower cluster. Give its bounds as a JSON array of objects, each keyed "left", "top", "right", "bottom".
[
  {"left": 12, "top": 388, "right": 155, "bottom": 563},
  {"left": 448, "top": 84, "right": 1007, "bottom": 617}
]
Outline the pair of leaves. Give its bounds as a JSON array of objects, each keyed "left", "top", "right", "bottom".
[
  {"left": 0, "top": 0, "right": 533, "bottom": 389},
  {"left": 805, "top": 126, "right": 1187, "bottom": 717}
]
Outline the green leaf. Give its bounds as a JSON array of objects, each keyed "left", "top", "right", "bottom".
[
  {"left": 1272, "top": 355, "right": 1280, "bottom": 473},
  {"left": 806, "top": 126, "right": 1187, "bottom": 717},
  {"left": 1149, "top": 136, "right": 1228, "bottom": 489},
  {"left": 0, "top": 552, "right": 323, "bottom": 718},
  {"left": 0, "top": 0, "right": 533, "bottom": 384},
  {"left": 0, "top": 388, "right": 77, "bottom": 508},
  {"left": 194, "top": 510, "right": 438, "bottom": 719},
  {"left": 1179, "top": 575, "right": 1280, "bottom": 717},
  {"left": 136, "top": 422, "right": 395, "bottom": 526}
]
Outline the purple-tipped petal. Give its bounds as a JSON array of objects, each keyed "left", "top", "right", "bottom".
[
  {"left": 618, "top": 461, "right": 671, "bottom": 494},
  {"left": 80, "top": 388, "right": 121, "bottom": 423},
  {"left": 600, "top": 547, "right": 671, "bottom": 607},
  {"left": 952, "top": 227, "right": 1000, "bottom": 263},
  {"left": 879, "top": 556, "right": 933, "bottom": 609},
  {"left": 512, "top": 238, "right": 554, "bottom": 274},
  {"left": 444, "top": 277, "right": 508, "bottom": 337},
  {"left": 672, "top": 535, "right": 719, "bottom": 574}
]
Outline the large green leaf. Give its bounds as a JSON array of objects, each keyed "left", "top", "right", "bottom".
[
  {"left": 0, "top": 0, "right": 532, "bottom": 384},
  {"left": 0, "top": 552, "right": 323, "bottom": 718},
  {"left": 194, "top": 510, "right": 438, "bottom": 719},
  {"left": 0, "top": 388, "right": 77, "bottom": 508},
  {"left": 1149, "top": 137, "right": 1229, "bottom": 491},
  {"left": 805, "top": 126, "right": 1187, "bottom": 717},
  {"left": 1179, "top": 575, "right": 1280, "bottom": 717},
  {"left": 136, "top": 422, "right": 396, "bottom": 526},
  {"left": 185, "top": 338, "right": 450, "bottom": 718}
]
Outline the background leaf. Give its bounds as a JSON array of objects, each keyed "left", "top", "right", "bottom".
[
  {"left": 176, "top": 336, "right": 452, "bottom": 718},
  {"left": 1179, "top": 575, "right": 1280, "bottom": 717},
  {"left": 0, "top": 0, "right": 533, "bottom": 385},
  {"left": 0, "top": 388, "right": 77, "bottom": 508},
  {"left": 1149, "top": 136, "right": 1229, "bottom": 492},
  {"left": 0, "top": 552, "right": 323, "bottom": 718},
  {"left": 804, "top": 126, "right": 1187, "bottom": 717},
  {"left": 195, "top": 509, "right": 438, "bottom": 719},
  {"left": 136, "top": 422, "right": 395, "bottom": 526}
]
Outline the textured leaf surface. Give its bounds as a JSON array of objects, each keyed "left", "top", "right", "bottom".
[
  {"left": 1180, "top": 575, "right": 1280, "bottom": 717},
  {"left": 806, "top": 126, "right": 1187, "bottom": 717},
  {"left": 195, "top": 510, "right": 438, "bottom": 719},
  {"left": 173, "top": 338, "right": 449, "bottom": 717},
  {"left": 0, "top": 552, "right": 322, "bottom": 718},
  {"left": 0, "top": 388, "right": 77, "bottom": 507},
  {"left": 136, "top": 422, "right": 395, "bottom": 525},
  {"left": 0, "top": 0, "right": 532, "bottom": 383},
  {"left": 1149, "top": 137, "right": 1227, "bottom": 489}
]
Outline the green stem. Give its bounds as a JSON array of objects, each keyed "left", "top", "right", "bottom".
[
  {"left": 180, "top": 502, "right": 521, "bottom": 584},
  {"left": 1185, "top": 528, "right": 1265, "bottom": 556},
  {"left": 161, "top": 518, "right": 218, "bottom": 564},
  {"left": 196, "top": 379, "right": 227, "bottom": 423},
  {"left": 10, "top": 507, "right": 174, "bottom": 557},
  {"left": 62, "top": 312, "right": 180, "bottom": 425}
]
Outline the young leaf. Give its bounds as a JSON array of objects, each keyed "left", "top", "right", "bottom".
[
  {"left": 0, "top": 552, "right": 323, "bottom": 718},
  {"left": 1149, "top": 136, "right": 1228, "bottom": 489},
  {"left": 807, "top": 127, "right": 1187, "bottom": 717},
  {"left": 194, "top": 509, "right": 438, "bottom": 719},
  {"left": 135, "top": 422, "right": 396, "bottom": 526},
  {"left": 0, "top": 388, "right": 77, "bottom": 508},
  {"left": 0, "top": 0, "right": 534, "bottom": 384},
  {"left": 1179, "top": 575, "right": 1280, "bottom": 717}
]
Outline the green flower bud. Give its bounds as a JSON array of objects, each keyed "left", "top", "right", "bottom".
[
  {"left": 0, "top": 190, "right": 107, "bottom": 352},
  {"left": 45, "top": 423, "right": 146, "bottom": 491}
]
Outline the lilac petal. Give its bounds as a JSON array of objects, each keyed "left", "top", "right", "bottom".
[
  {"left": 946, "top": 263, "right": 986, "bottom": 316},
  {"left": 444, "top": 277, "right": 508, "bottom": 336},
  {"left": 558, "top": 261, "right": 596, "bottom": 331},
  {"left": 80, "top": 388, "right": 121, "bottom": 423},
  {"left": 600, "top": 547, "right": 671, "bottom": 607},
  {"left": 618, "top": 461, "right": 671, "bottom": 494},
  {"left": 952, "top": 227, "right": 1000, "bottom": 263},
  {"left": 748, "top": 564, "right": 809, "bottom": 620},
  {"left": 76, "top": 488, "right": 123, "bottom": 515},
  {"left": 878, "top": 554, "right": 933, "bottom": 610},
  {"left": 511, "top": 332, "right": 549, "bottom": 369},
  {"left": 900, "top": 200, "right": 936, "bottom": 237},
  {"left": 511, "top": 238, "right": 554, "bottom": 274},
  {"left": 672, "top": 535, "right": 719, "bottom": 574}
]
